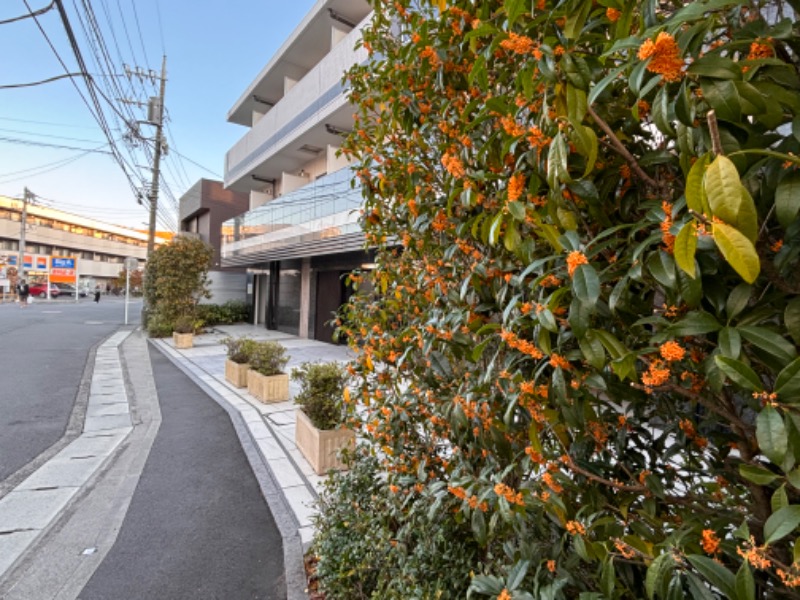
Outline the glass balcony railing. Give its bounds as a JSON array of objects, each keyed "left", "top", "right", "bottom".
[{"left": 221, "top": 168, "right": 363, "bottom": 262}]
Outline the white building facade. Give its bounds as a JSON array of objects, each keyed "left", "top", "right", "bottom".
[{"left": 221, "top": 0, "right": 372, "bottom": 342}]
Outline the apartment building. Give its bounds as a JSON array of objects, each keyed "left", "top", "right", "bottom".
[
  {"left": 0, "top": 195, "right": 159, "bottom": 292},
  {"left": 221, "top": 0, "right": 372, "bottom": 342},
  {"left": 178, "top": 179, "right": 249, "bottom": 304}
]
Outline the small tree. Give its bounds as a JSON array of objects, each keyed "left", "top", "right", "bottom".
[
  {"left": 144, "top": 235, "right": 213, "bottom": 336},
  {"left": 114, "top": 268, "right": 143, "bottom": 294}
]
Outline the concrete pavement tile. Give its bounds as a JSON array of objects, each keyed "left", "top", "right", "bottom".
[
  {"left": 248, "top": 421, "right": 272, "bottom": 440},
  {"left": 85, "top": 402, "right": 129, "bottom": 417},
  {"left": 266, "top": 457, "right": 306, "bottom": 489},
  {"left": 0, "top": 530, "right": 40, "bottom": 576},
  {"left": 255, "top": 436, "right": 283, "bottom": 459},
  {"left": 282, "top": 485, "right": 317, "bottom": 528},
  {"left": 16, "top": 455, "right": 105, "bottom": 490},
  {"left": 0, "top": 488, "right": 77, "bottom": 531},
  {"left": 299, "top": 526, "right": 314, "bottom": 550},
  {"left": 267, "top": 410, "right": 297, "bottom": 426},
  {"left": 83, "top": 413, "right": 132, "bottom": 432}
]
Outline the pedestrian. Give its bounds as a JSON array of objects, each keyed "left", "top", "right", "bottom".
[
  {"left": 94, "top": 285, "right": 101, "bottom": 303},
  {"left": 17, "top": 279, "right": 29, "bottom": 308},
  {"left": 106, "top": 283, "right": 111, "bottom": 295}
]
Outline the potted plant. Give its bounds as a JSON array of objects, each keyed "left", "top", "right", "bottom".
[
  {"left": 246, "top": 340, "right": 289, "bottom": 403},
  {"left": 222, "top": 336, "right": 256, "bottom": 388},
  {"left": 172, "top": 314, "right": 196, "bottom": 349},
  {"left": 292, "top": 362, "right": 354, "bottom": 475}
]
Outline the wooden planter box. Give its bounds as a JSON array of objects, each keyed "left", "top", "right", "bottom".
[
  {"left": 173, "top": 332, "right": 193, "bottom": 349},
  {"left": 295, "top": 409, "right": 355, "bottom": 475},
  {"left": 247, "top": 370, "right": 289, "bottom": 403},
  {"left": 225, "top": 360, "right": 250, "bottom": 388}
]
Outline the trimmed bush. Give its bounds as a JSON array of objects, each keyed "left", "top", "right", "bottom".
[
  {"left": 222, "top": 336, "right": 256, "bottom": 364},
  {"left": 291, "top": 362, "right": 347, "bottom": 430},
  {"left": 248, "top": 340, "right": 288, "bottom": 376}
]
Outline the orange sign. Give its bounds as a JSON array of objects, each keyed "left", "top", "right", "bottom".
[{"left": 50, "top": 256, "right": 77, "bottom": 284}]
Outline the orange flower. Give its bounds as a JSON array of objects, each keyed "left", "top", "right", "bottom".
[
  {"left": 500, "top": 115, "right": 526, "bottom": 137},
  {"left": 638, "top": 32, "right": 684, "bottom": 82},
  {"left": 606, "top": 7, "right": 621, "bottom": 22},
  {"left": 565, "top": 520, "right": 586, "bottom": 536},
  {"left": 546, "top": 559, "right": 556, "bottom": 572},
  {"left": 659, "top": 340, "right": 685, "bottom": 362},
  {"left": 701, "top": 529, "right": 720, "bottom": 555},
  {"left": 549, "top": 353, "right": 571, "bottom": 370},
  {"left": 566, "top": 250, "right": 588, "bottom": 277},
  {"left": 747, "top": 40, "right": 774, "bottom": 60},
  {"left": 508, "top": 172, "right": 525, "bottom": 202},
  {"left": 500, "top": 32, "right": 538, "bottom": 55},
  {"left": 540, "top": 274, "right": 562, "bottom": 288},
  {"left": 642, "top": 360, "right": 670, "bottom": 390},
  {"left": 498, "top": 589, "right": 512, "bottom": 600},
  {"left": 661, "top": 200, "right": 675, "bottom": 253},
  {"left": 737, "top": 536, "right": 772, "bottom": 570},
  {"left": 441, "top": 152, "right": 466, "bottom": 178}
]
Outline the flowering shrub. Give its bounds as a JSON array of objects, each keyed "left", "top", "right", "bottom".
[{"left": 316, "top": 0, "right": 800, "bottom": 597}]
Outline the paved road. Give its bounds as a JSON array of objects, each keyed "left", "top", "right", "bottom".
[
  {"left": 78, "top": 345, "right": 286, "bottom": 600},
  {"left": 0, "top": 297, "right": 137, "bottom": 485}
]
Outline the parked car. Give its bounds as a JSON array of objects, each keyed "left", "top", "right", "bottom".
[
  {"left": 54, "top": 283, "right": 87, "bottom": 297},
  {"left": 28, "top": 283, "right": 60, "bottom": 298}
]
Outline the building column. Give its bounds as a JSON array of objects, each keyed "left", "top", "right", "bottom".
[{"left": 298, "top": 257, "right": 311, "bottom": 339}]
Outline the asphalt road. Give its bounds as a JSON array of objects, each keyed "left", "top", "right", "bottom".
[
  {"left": 79, "top": 346, "right": 286, "bottom": 600},
  {"left": 0, "top": 296, "right": 139, "bottom": 484}
]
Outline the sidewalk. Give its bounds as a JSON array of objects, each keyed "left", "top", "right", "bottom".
[{"left": 150, "top": 324, "right": 353, "bottom": 554}]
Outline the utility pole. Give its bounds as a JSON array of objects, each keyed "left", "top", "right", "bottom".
[
  {"left": 17, "top": 187, "right": 31, "bottom": 283},
  {"left": 146, "top": 55, "right": 167, "bottom": 258}
]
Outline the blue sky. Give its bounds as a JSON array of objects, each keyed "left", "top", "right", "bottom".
[{"left": 0, "top": 0, "right": 317, "bottom": 229}]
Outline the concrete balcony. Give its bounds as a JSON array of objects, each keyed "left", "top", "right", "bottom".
[
  {"left": 221, "top": 168, "right": 363, "bottom": 266},
  {"left": 224, "top": 18, "right": 368, "bottom": 193}
]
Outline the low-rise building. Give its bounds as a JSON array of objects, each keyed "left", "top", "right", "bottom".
[{"left": 0, "top": 195, "right": 163, "bottom": 294}]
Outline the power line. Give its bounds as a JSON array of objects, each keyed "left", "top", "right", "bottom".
[{"left": 0, "top": 1, "right": 55, "bottom": 24}]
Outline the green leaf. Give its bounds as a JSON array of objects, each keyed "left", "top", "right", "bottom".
[
  {"left": 757, "top": 405, "right": 788, "bottom": 466},
  {"left": 739, "top": 326, "right": 797, "bottom": 364},
  {"left": 504, "top": 222, "right": 521, "bottom": 252},
  {"left": 646, "top": 552, "right": 674, "bottom": 599},
  {"left": 718, "top": 327, "right": 742, "bottom": 359},
  {"left": 503, "top": 0, "right": 527, "bottom": 27},
  {"left": 506, "top": 559, "right": 531, "bottom": 590},
  {"left": 652, "top": 86, "right": 675, "bottom": 136},
  {"left": 547, "top": 133, "right": 571, "bottom": 188},
  {"left": 772, "top": 485, "right": 789, "bottom": 512},
  {"left": 488, "top": 212, "right": 504, "bottom": 246},
  {"left": 776, "top": 172, "right": 800, "bottom": 228},
  {"left": 714, "top": 355, "right": 762, "bottom": 391},
  {"left": 735, "top": 186, "right": 759, "bottom": 243},
  {"left": 647, "top": 251, "right": 676, "bottom": 289},
  {"left": 739, "top": 464, "right": 779, "bottom": 486},
  {"left": 712, "top": 222, "right": 760, "bottom": 284},
  {"left": 701, "top": 80, "right": 742, "bottom": 122},
  {"left": 471, "top": 506, "right": 488, "bottom": 546},
  {"left": 788, "top": 468, "right": 800, "bottom": 490},
  {"left": 572, "top": 264, "right": 600, "bottom": 307},
  {"left": 685, "top": 572, "right": 717, "bottom": 600},
  {"left": 667, "top": 311, "right": 721, "bottom": 337},
  {"left": 687, "top": 55, "right": 742, "bottom": 80},
  {"left": 764, "top": 505, "right": 800, "bottom": 544},
  {"left": 507, "top": 201, "right": 526, "bottom": 221},
  {"left": 674, "top": 221, "right": 698, "bottom": 278},
  {"left": 592, "top": 330, "right": 627, "bottom": 360},
  {"left": 686, "top": 153, "right": 711, "bottom": 214},
  {"left": 786, "top": 298, "right": 800, "bottom": 345},
  {"left": 726, "top": 284, "right": 752, "bottom": 320},
  {"left": 705, "top": 155, "right": 744, "bottom": 225},
  {"left": 567, "top": 84, "right": 587, "bottom": 123},
  {"left": 735, "top": 562, "right": 755, "bottom": 600},
  {"left": 578, "top": 330, "right": 605, "bottom": 370},
  {"left": 776, "top": 357, "right": 800, "bottom": 399},
  {"left": 686, "top": 555, "right": 736, "bottom": 600}
]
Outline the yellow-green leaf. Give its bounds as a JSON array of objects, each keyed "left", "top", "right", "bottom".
[
  {"left": 674, "top": 221, "right": 698, "bottom": 278},
  {"left": 712, "top": 222, "right": 760, "bottom": 284},
  {"left": 705, "top": 155, "right": 743, "bottom": 225},
  {"left": 736, "top": 186, "right": 759, "bottom": 243},
  {"left": 686, "top": 153, "right": 711, "bottom": 214}
]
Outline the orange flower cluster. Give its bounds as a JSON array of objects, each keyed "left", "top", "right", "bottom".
[
  {"left": 540, "top": 274, "right": 562, "bottom": 288},
  {"left": 777, "top": 563, "right": 800, "bottom": 588},
  {"left": 508, "top": 172, "right": 525, "bottom": 202},
  {"left": 565, "top": 520, "right": 586, "bottom": 536},
  {"left": 527, "top": 126, "right": 550, "bottom": 148},
  {"left": 420, "top": 45, "right": 441, "bottom": 68},
  {"left": 747, "top": 40, "right": 774, "bottom": 60},
  {"left": 606, "top": 7, "right": 621, "bottom": 22},
  {"left": 701, "top": 529, "right": 721, "bottom": 554},
  {"left": 500, "top": 329, "right": 544, "bottom": 360},
  {"left": 431, "top": 210, "right": 449, "bottom": 232},
  {"left": 659, "top": 341, "right": 685, "bottom": 362},
  {"left": 737, "top": 536, "right": 772, "bottom": 570},
  {"left": 566, "top": 250, "right": 588, "bottom": 277},
  {"left": 494, "top": 482, "right": 524, "bottom": 506},
  {"left": 542, "top": 472, "right": 563, "bottom": 493},
  {"left": 498, "top": 589, "right": 512, "bottom": 600},
  {"left": 660, "top": 201, "right": 675, "bottom": 253},
  {"left": 549, "top": 353, "right": 571, "bottom": 370},
  {"left": 641, "top": 360, "right": 670, "bottom": 391},
  {"left": 500, "top": 115, "right": 526, "bottom": 137},
  {"left": 546, "top": 560, "right": 557, "bottom": 573},
  {"left": 638, "top": 32, "right": 684, "bottom": 82},
  {"left": 500, "top": 32, "right": 538, "bottom": 55},
  {"left": 441, "top": 152, "right": 466, "bottom": 178},
  {"left": 614, "top": 538, "right": 636, "bottom": 559}
]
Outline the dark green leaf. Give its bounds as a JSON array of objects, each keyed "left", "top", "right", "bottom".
[
  {"left": 776, "top": 172, "right": 800, "bottom": 229},
  {"left": 719, "top": 327, "right": 742, "bottom": 359},
  {"left": 646, "top": 551, "right": 673, "bottom": 599},
  {"left": 686, "top": 555, "right": 737, "bottom": 600},
  {"left": 776, "top": 357, "right": 800, "bottom": 400},
  {"left": 739, "top": 326, "right": 797, "bottom": 364},
  {"left": 687, "top": 55, "right": 742, "bottom": 80},
  {"left": 652, "top": 86, "right": 675, "bottom": 136},
  {"left": 667, "top": 311, "right": 721, "bottom": 337},
  {"left": 735, "top": 562, "right": 755, "bottom": 600},
  {"left": 786, "top": 298, "right": 800, "bottom": 345},
  {"left": 726, "top": 284, "right": 752, "bottom": 320},
  {"left": 572, "top": 264, "right": 600, "bottom": 307},
  {"left": 701, "top": 80, "right": 742, "bottom": 122},
  {"left": 714, "top": 355, "right": 762, "bottom": 391},
  {"left": 739, "top": 464, "right": 779, "bottom": 485},
  {"left": 647, "top": 250, "right": 677, "bottom": 289},
  {"left": 764, "top": 505, "right": 800, "bottom": 544},
  {"left": 757, "top": 405, "right": 788, "bottom": 466}
]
